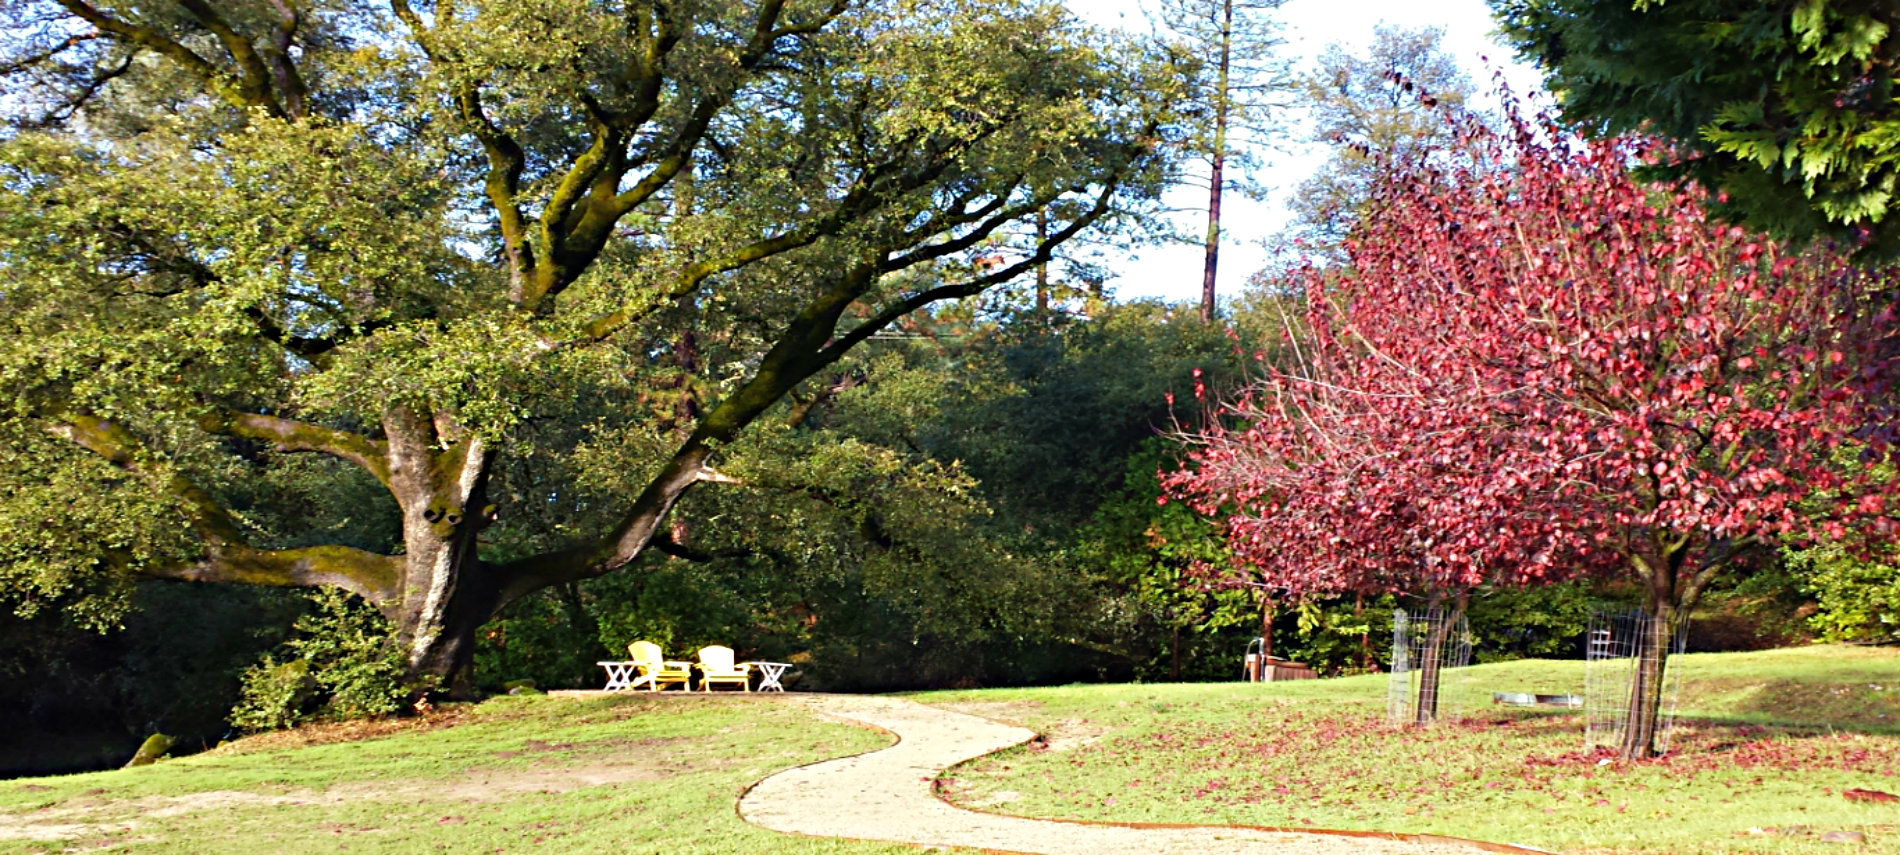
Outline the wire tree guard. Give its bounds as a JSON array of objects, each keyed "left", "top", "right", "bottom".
[
  {"left": 1584, "top": 608, "right": 1689, "bottom": 753},
  {"left": 1387, "top": 607, "right": 1473, "bottom": 726}
]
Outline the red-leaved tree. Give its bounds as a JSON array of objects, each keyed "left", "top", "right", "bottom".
[{"left": 1167, "top": 103, "right": 1900, "bottom": 756}]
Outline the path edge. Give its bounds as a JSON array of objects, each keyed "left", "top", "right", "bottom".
[
  {"left": 740, "top": 695, "right": 1556, "bottom": 855},
  {"left": 733, "top": 699, "right": 1047, "bottom": 855}
]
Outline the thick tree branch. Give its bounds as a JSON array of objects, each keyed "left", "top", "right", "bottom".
[
  {"left": 149, "top": 544, "right": 401, "bottom": 603},
  {"left": 175, "top": 0, "right": 285, "bottom": 116},
  {"left": 201, "top": 409, "right": 393, "bottom": 487},
  {"left": 517, "top": 0, "right": 819, "bottom": 312},
  {"left": 822, "top": 181, "right": 1121, "bottom": 364},
  {"left": 261, "top": 0, "right": 309, "bottom": 119},
  {"left": 171, "top": 0, "right": 288, "bottom": 115},
  {"left": 48, "top": 413, "right": 401, "bottom": 600},
  {"left": 388, "top": 0, "right": 537, "bottom": 302},
  {"left": 52, "top": 0, "right": 231, "bottom": 103}
]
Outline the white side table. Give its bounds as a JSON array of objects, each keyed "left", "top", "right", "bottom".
[
  {"left": 748, "top": 661, "right": 793, "bottom": 692},
  {"left": 597, "top": 661, "right": 637, "bottom": 691}
]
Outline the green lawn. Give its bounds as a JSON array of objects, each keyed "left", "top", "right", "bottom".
[
  {"left": 914, "top": 645, "right": 1900, "bottom": 855},
  {"left": 0, "top": 694, "right": 926, "bottom": 855},
  {"left": 4, "top": 647, "right": 1893, "bottom": 855}
]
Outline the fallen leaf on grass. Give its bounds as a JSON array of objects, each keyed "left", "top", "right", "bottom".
[{"left": 1844, "top": 788, "right": 1898, "bottom": 803}]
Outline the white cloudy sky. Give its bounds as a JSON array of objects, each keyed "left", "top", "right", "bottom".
[{"left": 1060, "top": 0, "right": 1545, "bottom": 302}]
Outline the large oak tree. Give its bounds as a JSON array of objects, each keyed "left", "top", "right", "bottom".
[{"left": 0, "top": 0, "right": 1177, "bottom": 690}]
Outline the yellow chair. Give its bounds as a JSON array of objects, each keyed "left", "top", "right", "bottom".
[
  {"left": 696, "top": 645, "right": 751, "bottom": 692},
  {"left": 628, "top": 641, "right": 692, "bottom": 692}
]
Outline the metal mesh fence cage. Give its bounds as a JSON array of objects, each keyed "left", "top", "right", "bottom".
[
  {"left": 1386, "top": 607, "right": 1473, "bottom": 726},
  {"left": 1584, "top": 608, "right": 1689, "bottom": 753}
]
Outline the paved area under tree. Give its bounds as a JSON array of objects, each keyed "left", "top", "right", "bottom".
[{"left": 739, "top": 695, "right": 1535, "bottom": 855}]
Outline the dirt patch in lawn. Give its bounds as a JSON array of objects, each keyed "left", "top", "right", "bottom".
[
  {"left": 930, "top": 700, "right": 1043, "bottom": 728},
  {"left": 929, "top": 701, "right": 1108, "bottom": 751},
  {"left": 0, "top": 762, "right": 666, "bottom": 843},
  {"left": 205, "top": 705, "right": 483, "bottom": 755}
]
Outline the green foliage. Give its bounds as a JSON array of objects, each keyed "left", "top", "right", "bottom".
[
  {"left": 1786, "top": 543, "right": 1900, "bottom": 642},
  {"left": 1492, "top": 0, "right": 1900, "bottom": 256},
  {"left": 1280, "top": 594, "right": 1392, "bottom": 675},
  {"left": 928, "top": 302, "right": 1245, "bottom": 527},
  {"left": 1466, "top": 583, "right": 1597, "bottom": 663},
  {"left": 228, "top": 659, "right": 317, "bottom": 733},
  {"left": 231, "top": 590, "right": 409, "bottom": 731},
  {"left": 1074, "top": 439, "right": 1258, "bottom": 681},
  {"left": 0, "top": 424, "right": 199, "bottom": 631},
  {"left": 902, "top": 302, "right": 1265, "bottom": 682},
  {"left": 471, "top": 585, "right": 609, "bottom": 694}
]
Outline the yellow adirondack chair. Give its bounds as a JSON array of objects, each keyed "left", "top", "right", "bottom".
[
  {"left": 628, "top": 641, "right": 692, "bottom": 692},
  {"left": 696, "top": 645, "right": 751, "bottom": 692}
]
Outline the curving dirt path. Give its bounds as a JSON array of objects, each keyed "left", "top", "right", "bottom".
[{"left": 740, "top": 695, "right": 1539, "bottom": 855}]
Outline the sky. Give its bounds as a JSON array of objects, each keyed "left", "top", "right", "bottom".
[{"left": 1062, "top": 0, "right": 1546, "bottom": 303}]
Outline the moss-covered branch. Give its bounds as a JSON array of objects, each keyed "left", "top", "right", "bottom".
[
  {"left": 175, "top": 0, "right": 284, "bottom": 116},
  {"left": 202, "top": 410, "right": 392, "bottom": 488},
  {"left": 152, "top": 544, "right": 401, "bottom": 604},
  {"left": 50, "top": 413, "right": 401, "bottom": 601},
  {"left": 55, "top": 0, "right": 286, "bottom": 117}
]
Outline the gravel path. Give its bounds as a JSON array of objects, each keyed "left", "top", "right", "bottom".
[{"left": 739, "top": 695, "right": 1539, "bottom": 855}]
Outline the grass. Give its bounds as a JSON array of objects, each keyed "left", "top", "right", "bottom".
[
  {"left": 913, "top": 644, "right": 1900, "bottom": 855},
  {"left": 3, "top": 646, "right": 1893, "bottom": 855},
  {"left": 0, "top": 693, "right": 930, "bottom": 855}
]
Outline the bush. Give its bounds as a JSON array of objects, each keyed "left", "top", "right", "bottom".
[
  {"left": 1788, "top": 544, "right": 1900, "bottom": 644},
  {"left": 230, "top": 590, "right": 409, "bottom": 732},
  {"left": 228, "top": 658, "right": 316, "bottom": 732}
]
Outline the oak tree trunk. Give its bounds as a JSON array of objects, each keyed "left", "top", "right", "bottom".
[{"left": 380, "top": 408, "right": 502, "bottom": 695}]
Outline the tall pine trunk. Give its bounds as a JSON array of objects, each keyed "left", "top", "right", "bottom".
[{"left": 1199, "top": 0, "right": 1233, "bottom": 323}]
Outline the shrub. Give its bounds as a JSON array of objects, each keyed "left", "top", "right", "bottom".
[{"left": 230, "top": 590, "right": 409, "bottom": 731}]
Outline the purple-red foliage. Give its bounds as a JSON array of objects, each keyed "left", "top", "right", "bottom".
[{"left": 1165, "top": 99, "right": 1900, "bottom": 598}]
